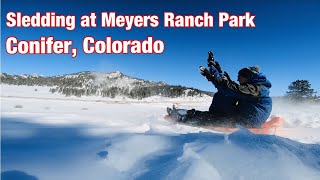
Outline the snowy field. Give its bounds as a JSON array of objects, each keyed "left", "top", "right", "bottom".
[{"left": 1, "top": 85, "right": 320, "bottom": 180}]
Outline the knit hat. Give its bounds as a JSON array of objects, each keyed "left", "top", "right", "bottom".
[{"left": 238, "top": 66, "right": 260, "bottom": 79}]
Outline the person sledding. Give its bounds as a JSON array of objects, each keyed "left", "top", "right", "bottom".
[{"left": 167, "top": 51, "right": 272, "bottom": 128}]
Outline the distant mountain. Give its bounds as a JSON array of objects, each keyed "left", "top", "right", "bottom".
[{"left": 0, "top": 71, "right": 213, "bottom": 99}]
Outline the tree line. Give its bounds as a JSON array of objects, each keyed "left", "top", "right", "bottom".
[
  {"left": 1, "top": 72, "right": 212, "bottom": 99},
  {"left": 2, "top": 72, "right": 317, "bottom": 102}
]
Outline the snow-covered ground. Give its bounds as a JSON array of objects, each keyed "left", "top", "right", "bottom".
[{"left": 1, "top": 85, "right": 320, "bottom": 180}]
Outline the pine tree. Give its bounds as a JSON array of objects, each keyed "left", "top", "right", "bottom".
[{"left": 286, "top": 80, "right": 318, "bottom": 101}]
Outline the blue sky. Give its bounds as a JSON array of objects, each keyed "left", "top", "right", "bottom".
[{"left": 1, "top": 0, "right": 320, "bottom": 96}]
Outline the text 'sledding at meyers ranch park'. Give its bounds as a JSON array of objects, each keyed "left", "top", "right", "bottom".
[{"left": 5, "top": 12, "right": 256, "bottom": 57}]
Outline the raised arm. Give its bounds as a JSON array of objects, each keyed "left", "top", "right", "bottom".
[{"left": 200, "top": 66, "right": 261, "bottom": 98}]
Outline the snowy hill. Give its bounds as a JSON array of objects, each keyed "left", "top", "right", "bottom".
[{"left": 0, "top": 71, "right": 213, "bottom": 99}]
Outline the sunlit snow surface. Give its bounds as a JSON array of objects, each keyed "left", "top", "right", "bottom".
[{"left": 1, "top": 85, "right": 320, "bottom": 180}]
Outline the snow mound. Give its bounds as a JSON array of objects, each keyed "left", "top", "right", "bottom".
[
  {"left": 2, "top": 118, "right": 320, "bottom": 180},
  {"left": 104, "top": 135, "right": 168, "bottom": 174},
  {"left": 97, "top": 130, "right": 320, "bottom": 180}
]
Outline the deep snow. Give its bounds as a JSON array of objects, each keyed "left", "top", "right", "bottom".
[{"left": 1, "top": 85, "right": 320, "bottom": 180}]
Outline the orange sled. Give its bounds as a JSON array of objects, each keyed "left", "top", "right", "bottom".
[{"left": 164, "top": 115, "right": 284, "bottom": 135}]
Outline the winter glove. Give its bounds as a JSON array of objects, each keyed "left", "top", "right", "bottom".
[
  {"left": 207, "top": 51, "right": 214, "bottom": 62},
  {"left": 199, "top": 66, "right": 212, "bottom": 80},
  {"left": 208, "top": 60, "right": 214, "bottom": 67},
  {"left": 212, "top": 61, "right": 223, "bottom": 73},
  {"left": 206, "top": 51, "right": 223, "bottom": 73},
  {"left": 207, "top": 51, "right": 215, "bottom": 67}
]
